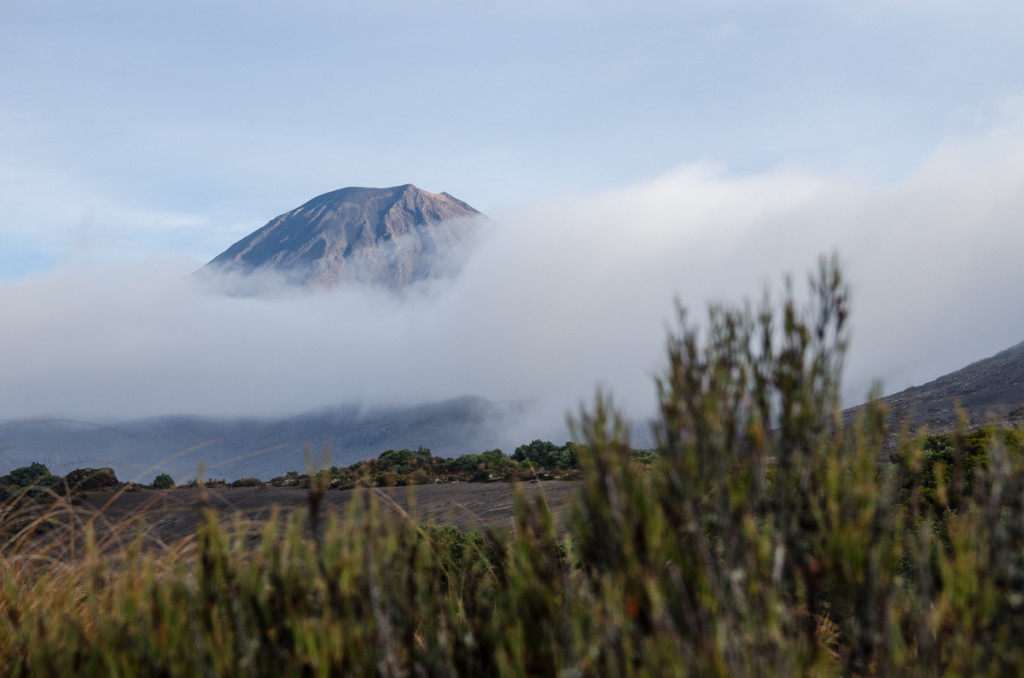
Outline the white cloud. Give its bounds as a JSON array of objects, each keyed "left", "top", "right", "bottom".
[{"left": 1, "top": 107, "right": 1024, "bottom": 429}]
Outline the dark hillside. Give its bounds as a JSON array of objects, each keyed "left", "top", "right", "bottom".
[
  {"left": 869, "top": 340, "right": 1024, "bottom": 431},
  {"left": 0, "top": 397, "right": 543, "bottom": 483}
]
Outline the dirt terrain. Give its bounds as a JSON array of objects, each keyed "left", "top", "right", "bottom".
[{"left": 73, "top": 481, "right": 583, "bottom": 548}]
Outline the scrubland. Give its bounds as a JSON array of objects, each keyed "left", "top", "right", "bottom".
[{"left": 3, "top": 256, "right": 1024, "bottom": 676}]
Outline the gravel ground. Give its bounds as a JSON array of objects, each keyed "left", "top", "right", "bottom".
[{"left": 72, "top": 481, "right": 584, "bottom": 549}]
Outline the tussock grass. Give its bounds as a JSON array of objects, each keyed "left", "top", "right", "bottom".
[{"left": 3, "top": 255, "right": 1024, "bottom": 676}]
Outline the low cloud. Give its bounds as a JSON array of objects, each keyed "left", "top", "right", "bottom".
[{"left": 2, "top": 116, "right": 1024, "bottom": 431}]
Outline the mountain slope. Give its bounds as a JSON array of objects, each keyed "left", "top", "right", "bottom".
[
  {"left": 205, "top": 184, "right": 485, "bottom": 288},
  {"left": 864, "top": 340, "right": 1024, "bottom": 431},
  {"left": 0, "top": 397, "right": 549, "bottom": 483}
]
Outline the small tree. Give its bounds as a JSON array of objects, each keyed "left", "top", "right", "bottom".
[
  {"left": 4, "top": 462, "right": 58, "bottom": 500},
  {"left": 512, "top": 440, "right": 560, "bottom": 467},
  {"left": 378, "top": 447, "right": 432, "bottom": 474},
  {"left": 65, "top": 467, "right": 119, "bottom": 492},
  {"left": 479, "top": 448, "right": 511, "bottom": 473},
  {"left": 152, "top": 473, "right": 175, "bottom": 490},
  {"left": 9, "top": 462, "right": 53, "bottom": 488},
  {"left": 450, "top": 454, "right": 481, "bottom": 473}
]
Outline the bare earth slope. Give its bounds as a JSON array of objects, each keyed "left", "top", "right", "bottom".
[{"left": 77, "top": 482, "right": 583, "bottom": 544}]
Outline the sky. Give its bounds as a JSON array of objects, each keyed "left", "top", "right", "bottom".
[{"left": 2, "top": 1, "right": 1024, "bottom": 428}]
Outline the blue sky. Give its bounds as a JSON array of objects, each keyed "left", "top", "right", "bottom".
[
  {"left": 4, "top": 1, "right": 1023, "bottom": 268},
  {"left": 2, "top": 1, "right": 1024, "bottom": 421}
]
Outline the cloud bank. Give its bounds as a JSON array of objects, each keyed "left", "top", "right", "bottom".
[{"left": 2, "top": 113, "right": 1024, "bottom": 429}]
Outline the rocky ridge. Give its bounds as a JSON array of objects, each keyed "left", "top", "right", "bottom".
[
  {"left": 205, "top": 184, "right": 485, "bottom": 288},
  {"left": 861, "top": 340, "right": 1024, "bottom": 432}
]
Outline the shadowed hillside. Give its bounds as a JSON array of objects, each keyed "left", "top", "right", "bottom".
[
  {"left": 0, "top": 397, "right": 548, "bottom": 483},
  {"left": 864, "top": 340, "right": 1024, "bottom": 432}
]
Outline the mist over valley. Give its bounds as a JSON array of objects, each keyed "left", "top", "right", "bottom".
[{"left": 3, "top": 161, "right": 1024, "bottom": 480}]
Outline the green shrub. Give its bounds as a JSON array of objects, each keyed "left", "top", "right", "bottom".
[
  {"left": 65, "top": 467, "right": 119, "bottom": 493},
  {"left": 8, "top": 462, "right": 54, "bottom": 489},
  {"left": 479, "top": 448, "right": 512, "bottom": 474},
  {"left": 629, "top": 448, "right": 657, "bottom": 465},
  {"left": 152, "top": 473, "right": 175, "bottom": 490},
  {"left": 895, "top": 425, "right": 1024, "bottom": 511},
  {"left": 230, "top": 477, "right": 263, "bottom": 488},
  {"left": 4, "top": 462, "right": 58, "bottom": 500},
  {"left": 512, "top": 439, "right": 559, "bottom": 465},
  {"left": 377, "top": 447, "right": 432, "bottom": 474},
  {"left": 448, "top": 454, "right": 481, "bottom": 473},
  {"left": 511, "top": 440, "right": 580, "bottom": 469}
]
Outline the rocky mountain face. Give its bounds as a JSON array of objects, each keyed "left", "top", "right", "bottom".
[
  {"left": 874, "top": 340, "right": 1024, "bottom": 431},
  {"left": 204, "top": 184, "right": 485, "bottom": 288},
  {"left": 841, "top": 339, "right": 1024, "bottom": 435}
]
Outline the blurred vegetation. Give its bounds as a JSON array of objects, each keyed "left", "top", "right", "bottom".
[{"left": 2, "top": 254, "right": 1024, "bottom": 675}]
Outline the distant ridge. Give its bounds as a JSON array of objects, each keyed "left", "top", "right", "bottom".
[
  {"left": 204, "top": 184, "right": 485, "bottom": 288},
  {"left": 0, "top": 397, "right": 541, "bottom": 483},
  {"left": 852, "top": 340, "right": 1024, "bottom": 432}
]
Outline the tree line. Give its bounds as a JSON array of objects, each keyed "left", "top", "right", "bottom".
[{"left": 0, "top": 440, "right": 659, "bottom": 498}]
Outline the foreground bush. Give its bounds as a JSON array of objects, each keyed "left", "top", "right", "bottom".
[{"left": 2, "top": 255, "right": 1023, "bottom": 676}]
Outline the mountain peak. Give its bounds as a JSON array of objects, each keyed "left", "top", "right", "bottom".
[{"left": 204, "top": 185, "right": 485, "bottom": 289}]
